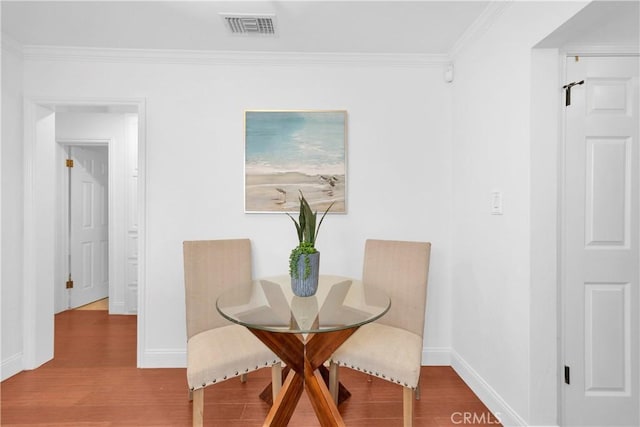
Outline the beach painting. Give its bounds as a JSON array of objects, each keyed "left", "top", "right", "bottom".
[{"left": 245, "top": 110, "right": 347, "bottom": 213}]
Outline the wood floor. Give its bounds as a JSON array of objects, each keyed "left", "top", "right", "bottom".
[
  {"left": 1, "top": 310, "right": 500, "bottom": 426},
  {"left": 75, "top": 297, "right": 109, "bottom": 311}
]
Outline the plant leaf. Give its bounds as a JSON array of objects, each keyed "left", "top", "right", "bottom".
[
  {"left": 315, "top": 201, "right": 334, "bottom": 244},
  {"left": 297, "top": 194, "right": 306, "bottom": 242},
  {"left": 300, "top": 192, "right": 316, "bottom": 245},
  {"left": 286, "top": 212, "right": 303, "bottom": 243}
]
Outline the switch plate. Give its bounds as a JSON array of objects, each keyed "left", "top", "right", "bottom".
[{"left": 491, "top": 191, "right": 503, "bottom": 215}]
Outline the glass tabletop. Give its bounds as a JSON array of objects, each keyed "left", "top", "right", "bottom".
[{"left": 216, "top": 275, "right": 390, "bottom": 333}]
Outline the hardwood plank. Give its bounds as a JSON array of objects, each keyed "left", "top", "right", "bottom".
[{"left": 1, "top": 311, "right": 501, "bottom": 426}]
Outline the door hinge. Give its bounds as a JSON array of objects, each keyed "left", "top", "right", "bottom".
[
  {"left": 66, "top": 158, "right": 74, "bottom": 168},
  {"left": 66, "top": 275, "right": 74, "bottom": 289},
  {"left": 562, "top": 80, "right": 584, "bottom": 106},
  {"left": 564, "top": 365, "right": 570, "bottom": 385}
]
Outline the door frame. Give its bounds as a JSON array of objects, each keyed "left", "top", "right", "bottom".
[
  {"left": 55, "top": 139, "right": 112, "bottom": 313},
  {"left": 23, "top": 97, "right": 147, "bottom": 369},
  {"left": 557, "top": 50, "right": 640, "bottom": 425}
]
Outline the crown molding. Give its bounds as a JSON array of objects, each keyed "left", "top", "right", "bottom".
[
  {"left": 21, "top": 45, "right": 450, "bottom": 68},
  {"left": 562, "top": 44, "right": 640, "bottom": 57},
  {"left": 1, "top": 34, "right": 24, "bottom": 58},
  {"left": 448, "top": 0, "right": 512, "bottom": 60}
]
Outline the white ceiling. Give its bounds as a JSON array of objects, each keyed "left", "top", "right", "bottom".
[
  {"left": 537, "top": 0, "right": 639, "bottom": 48},
  {"left": 1, "top": 1, "right": 491, "bottom": 55}
]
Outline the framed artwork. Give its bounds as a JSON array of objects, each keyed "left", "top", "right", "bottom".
[{"left": 244, "top": 110, "right": 347, "bottom": 213}]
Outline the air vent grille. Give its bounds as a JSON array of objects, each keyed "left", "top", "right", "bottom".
[{"left": 221, "top": 14, "right": 276, "bottom": 35}]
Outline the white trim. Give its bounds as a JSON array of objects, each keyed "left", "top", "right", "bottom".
[
  {"left": 422, "top": 346, "right": 452, "bottom": 366},
  {"left": 22, "top": 100, "right": 46, "bottom": 370},
  {"left": 136, "top": 101, "right": 147, "bottom": 368},
  {"left": 1, "top": 34, "right": 24, "bottom": 58},
  {"left": 1, "top": 352, "right": 24, "bottom": 381},
  {"left": 451, "top": 350, "right": 527, "bottom": 427},
  {"left": 556, "top": 51, "right": 569, "bottom": 425},
  {"left": 563, "top": 45, "right": 640, "bottom": 57},
  {"left": 449, "top": 0, "right": 512, "bottom": 60},
  {"left": 141, "top": 348, "right": 186, "bottom": 368},
  {"left": 21, "top": 45, "right": 449, "bottom": 68}
]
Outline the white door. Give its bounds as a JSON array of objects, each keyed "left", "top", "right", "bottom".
[
  {"left": 562, "top": 56, "right": 639, "bottom": 426},
  {"left": 69, "top": 146, "right": 109, "bottom": 308}
]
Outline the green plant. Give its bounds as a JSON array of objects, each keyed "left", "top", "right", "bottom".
[{"left": 287, "top": 191, "right": 334, "bottom": 279}]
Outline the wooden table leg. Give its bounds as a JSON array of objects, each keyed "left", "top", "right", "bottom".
[
  {"left": 249, "top": 327, "right": 359, "bottom": 426},
  {"left": 304, "top": 359, "right": 346, "bottom": 427},
  {"left": 263, "top": 370, "right": 304, "bottom": 427},
  {"left": 259, "top": 366, "right": 290, "bottom": 405},
  {"left": 318, "top": 364, "right": 351, "bottom": 405},
  {"left": 260, "top": 365, "right": 350, "bottom": 406}
]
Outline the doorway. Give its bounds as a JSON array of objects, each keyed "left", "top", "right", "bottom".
[
  {"left": 23, "top": 99, "right": 146, "bottom": 370},
  {"left": 54, "top": 109, "right": 139, "bottom": 315}
]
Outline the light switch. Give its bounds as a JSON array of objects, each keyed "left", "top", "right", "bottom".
[{"left": 491, "top": 191, "right": 503, "bottom": 215}]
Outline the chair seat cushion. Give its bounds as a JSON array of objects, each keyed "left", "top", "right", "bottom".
[
  {"left": 331, "top": 323, "right": 422, "bottom": 389},
  {"left": 187, "top": 324, "right": 278, "bottom": 390}
]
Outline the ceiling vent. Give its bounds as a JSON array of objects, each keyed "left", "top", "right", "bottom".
[{"left": 221, "top": 13, "right": 277, "bottom": 36}]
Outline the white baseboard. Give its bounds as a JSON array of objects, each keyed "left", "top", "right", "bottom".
[
  {"left": 423, "top": 346, "right": 452, "bottom": 365},
  {"left": 1, "top": 352, "right": 24, "bottom": 381},
  {"left": 108, "top": 300, "right": 126, "bottom": 315},
  {"left": 451, "top": 350, "right": 527, "bottom": 427},
  {"left": 139, "top": 348, "right": 186, "bottom": 368}
]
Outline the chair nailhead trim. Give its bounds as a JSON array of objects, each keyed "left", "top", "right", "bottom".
[
  {"left": 327, "top": 364, "right": 416, "bottom": 390},
  {"left": 192, "top": 361, "right": 282, "bottom": 390}
]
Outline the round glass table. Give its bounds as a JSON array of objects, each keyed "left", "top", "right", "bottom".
[{"left": 217, "top": 275, "right": 390, "bottom": 427}]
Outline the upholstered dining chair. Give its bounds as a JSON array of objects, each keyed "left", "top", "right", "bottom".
[
  {"left": 329, "top": 239, "right": 431, "bottom": 427},
  {"left": 183, "top": 239, "right": 282, "bottom": 427}
]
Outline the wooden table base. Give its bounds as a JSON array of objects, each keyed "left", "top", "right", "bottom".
[
  {"left": 259, "top": 365, "right": 351, "bottom": 406},
  {"left": 249, "top": 327, "right": 358, "bottom": 427}
]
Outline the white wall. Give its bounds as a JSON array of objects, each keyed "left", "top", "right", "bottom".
[
  {"left": 1, "top": 41, "right": 25, "bottom": 380},
  {"left": 56, "top": 112, "right": 139, "bottom": 314},
  {"left": 450, "top": 2, "right": 586, "bottom": 426},
  {"left": 19, "top": 54, "right": 453, "bottom": 367}
]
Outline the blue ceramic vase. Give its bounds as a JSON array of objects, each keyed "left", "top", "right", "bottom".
[{"left": 291, "top": 252, "right": 320, "bottom": 297}]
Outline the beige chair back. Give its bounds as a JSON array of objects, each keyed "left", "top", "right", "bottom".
[
  {"left": 183, "top": 239, "right": 252, "bottom": 339},
  {"left": 362, "top": 239, "right": 431, "bottom": 338}
]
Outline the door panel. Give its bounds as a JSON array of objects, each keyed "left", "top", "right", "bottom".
[
  {"left": 584, "top": 282, "right": 630, "bottom": 395},
  {"left": 585, "top": 137, "right": 630, "bottom": 247},
  {"left": 563, "top": 56, "right": 639, "bottom": 426},
  {"left": 69, "top": 146, "right": 109, "bottom": 308}
]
